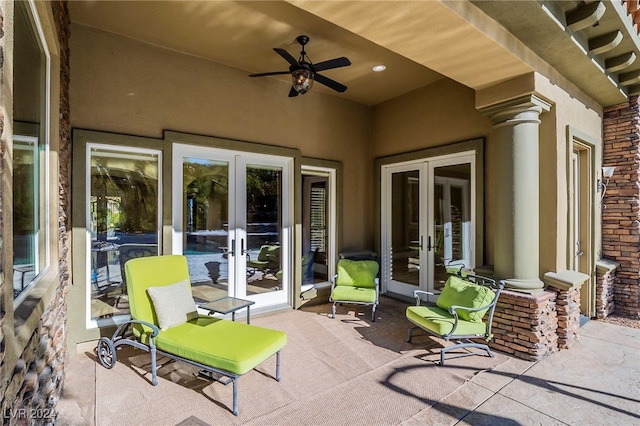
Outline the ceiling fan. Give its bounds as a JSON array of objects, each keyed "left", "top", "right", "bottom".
[{"left": 249, "top": 35, "right": 351, "bottom": 97}]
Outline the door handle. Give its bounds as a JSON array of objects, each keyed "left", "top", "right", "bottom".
[
  {"left": 427, "top": 236, "right": 433, "bottom": 251},
  {"left": 241, "top": 238, "right": 248, "bottom": 255},
  {"left": 229, "top": 239, "right": 236, "bottom": 256}
]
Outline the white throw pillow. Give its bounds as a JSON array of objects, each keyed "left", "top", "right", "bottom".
[{"left": 147, "top": 280, "right": 198, "bottom": 331}]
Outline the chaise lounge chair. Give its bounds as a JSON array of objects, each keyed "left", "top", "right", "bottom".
[
  {"left": 246, "top": 244, "right": 280, "bottom": 278},
  {"left": 95, "top": 255, "right": 287, "bottom": 416}
]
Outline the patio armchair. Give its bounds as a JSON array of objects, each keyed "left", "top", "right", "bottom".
[
  {"left": 330, "top": 258, "right": 380, "bottom": 321},
  {"left": 247, "top": 244, "right": 280, "bottom": 278},
  {"left": 406, "top": 273, "right": 503, "bottom": 365},
  {"left": 95, "top": 255, "right": 287, "bottom": 416}
]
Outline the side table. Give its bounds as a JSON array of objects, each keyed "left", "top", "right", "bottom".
[{"left": 200, "top": 296, "right": 256, "bottom": 323}]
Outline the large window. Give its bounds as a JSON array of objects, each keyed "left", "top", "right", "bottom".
[
  {"left": 88, "top": 145, "right": 161, "bottom": 322},
  {"left": 13, "top": 0, "right": 50, "bottom": 304}
]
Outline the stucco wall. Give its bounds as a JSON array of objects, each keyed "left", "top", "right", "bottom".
[
  {"left": 371, "top": 78, "right": 494, "bottom": 264},
  {"left": 535, "top": 73, "right": 603, "bottom": 277},
  {"left": 69, "top": 24, "right": 372, "bottom": 251},
  {"left": 370, "top": 73, "right": 603, "bottom": 280}
]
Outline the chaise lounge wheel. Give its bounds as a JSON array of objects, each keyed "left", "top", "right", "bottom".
[{"left": 97, "top": 337, "right": 117, "bottom": 369}]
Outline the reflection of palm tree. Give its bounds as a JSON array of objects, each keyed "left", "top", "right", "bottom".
[
  {"left": 92, "top": 158, "right": 159, "bottom": 235},
  {"left": 247, "top": 168, "right": 280, "bottom": 222},
  {"left": 184, "top": 161, "right": 229, "bottom": 231}
]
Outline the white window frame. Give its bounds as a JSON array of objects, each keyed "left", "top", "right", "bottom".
[{"left": 13, "top": 0, "right": 52, "bottom": 308}]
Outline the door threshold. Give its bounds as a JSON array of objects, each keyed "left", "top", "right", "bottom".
[{"left": 382, "top": 291, "right": 415, "bottom": 304}]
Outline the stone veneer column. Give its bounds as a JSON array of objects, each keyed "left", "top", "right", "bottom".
[
  {"left": 602, "top": 97, "right": 640, "bottom": 318},
  {"left": 481, "top": 95, "right": 551, "bottom": 291}
]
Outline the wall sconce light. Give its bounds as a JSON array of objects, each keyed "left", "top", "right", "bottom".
[{"left": 599, "top": 166, "right": 616, "bottom": 205}]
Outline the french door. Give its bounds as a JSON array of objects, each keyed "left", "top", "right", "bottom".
[
  {"left": 570, "top": 143, "right": 594, "bottom": 316},
  {"left": 173, "top": 144, "right": 292, "bottom": 310},
  {"left": 381, "top": 154, "right": 474, "bottom": 298}
]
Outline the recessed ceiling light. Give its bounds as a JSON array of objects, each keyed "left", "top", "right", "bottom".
[{"left": 372, "top": 64, "right": 387, "bottom": 72}]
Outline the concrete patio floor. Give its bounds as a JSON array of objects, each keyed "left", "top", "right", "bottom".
[{"left": 57, "top": 305, "right": 640, "bottom": 425}]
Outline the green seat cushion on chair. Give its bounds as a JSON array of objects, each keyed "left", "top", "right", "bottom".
[
  {"left": 156, "top": 316, "right": 287, "bottom": 375},
  {"left": 335, "top": 259, "right": 379, "bottom": 288},
  {"left": 436, "top": 276, "right": 495, "bottom": 322},
  {"left": 330, "top": 286, "right": 377, "bottom": 303},
  {"left": 406, "top": 305, "right": 487, "bottom": 336}
]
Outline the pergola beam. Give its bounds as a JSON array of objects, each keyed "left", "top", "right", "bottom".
[
  {"left": 605, "top": 52, "right": 637, "bottom": 73},
  {"left": 588, "top": 30, "right": 623, "bottom": 55},
  {"left": 566, "top": 1, "right": 606, "bottom": 32}
]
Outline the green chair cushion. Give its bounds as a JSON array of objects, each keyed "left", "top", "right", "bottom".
[
  {"left": 156, "top": 316, "right": 287, "bottom": 375},
  {"left": 335, "top": 259, "right": 379, "bottom": 288},
  {"left": 436, "top": 276, "right": 495, "bottom": 322},
  {"left": 406, "top": 305, "right": 487, "bottom": 336},
  {"left": 330, "top": 286, "right": 377, "bottom": 303}
]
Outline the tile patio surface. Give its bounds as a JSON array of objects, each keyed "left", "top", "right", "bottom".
[{"left": 57, "top": 297, "right": 640, "bottom": 425}]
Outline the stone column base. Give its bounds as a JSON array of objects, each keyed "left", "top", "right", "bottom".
[{"left": 490, "top": 289, "right": 559, "bottom": 361}]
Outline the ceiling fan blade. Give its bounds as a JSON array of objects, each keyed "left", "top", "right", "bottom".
[
  {"left": 288, "top": 86, "right": 299, "bottom": 97},
  {"left": 274, "top": 48, "right": 299, "bottom": 66},
  {"left": 249, "top": 71, "right": 291, "bottom": 78},
  {"left": 312, "top": 57, "right": 351, "bottom": 72},
  {"left": 315, "top": 73, "right": 347, "bottom": 93}
]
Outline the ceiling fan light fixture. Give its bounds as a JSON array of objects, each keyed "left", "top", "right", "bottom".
[{"left": 292, "top": 68, "right": 314, "bottom": 94}]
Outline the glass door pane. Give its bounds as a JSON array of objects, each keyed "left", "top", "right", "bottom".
[
  {"left": 89, "top": 146, "right": 160, "bottom": 321},
  {"left": 432, "top": 163, "right": 472, "bottom": 291},
  {"left": 388, "top": 168, "right": 421, "bottom": 291},
  {"left": 182, "top": 157, "right": 230, "bottom": 304},
  {"left": 245, "top": 164, "right": 283, "bottom": 295}
]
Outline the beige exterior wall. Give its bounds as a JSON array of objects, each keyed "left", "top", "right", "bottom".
[
  {"left": 370, "top": 72, "right": 603, "bottom": 279},
  {"left": 534, "top": 73, "right": 603, "bottom": 277},
  {"left": 70, "top": 19, "right": 605, "bottom": 322},
  {"left": 371, "top": 78, "right": 494, "bottom": 264},
  {"left": 70, "top": 24, "right": 372, "bottom": 251}
]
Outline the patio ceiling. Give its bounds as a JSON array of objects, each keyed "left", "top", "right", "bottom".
[{"left": 69, "top": 1, "right": 639, "bottom": 107}]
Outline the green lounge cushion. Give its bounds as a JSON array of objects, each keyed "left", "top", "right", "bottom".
[
  {"left": 406, "top": 305, "right": 487, "bottom": 336},
  {"left": 436, "top": 276, "right": 495, "bottom": 322},
  {"left": 331, "top": 286, "right": 377, "bottom": 303},
  {"left": 257, "top": 245, "right": 280, "bottom": 262},
  {"left": 247, "top": 259, "right": 269, "bottom": 268},
  {"left": 156, "top": 316, "right": 287, "bottom": 375},
  {"left": 147, "top": 280, "right": 198, "bottom": 331},
  {"left": 335, "top": 259, "right": 379, "bottom": 288}
]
